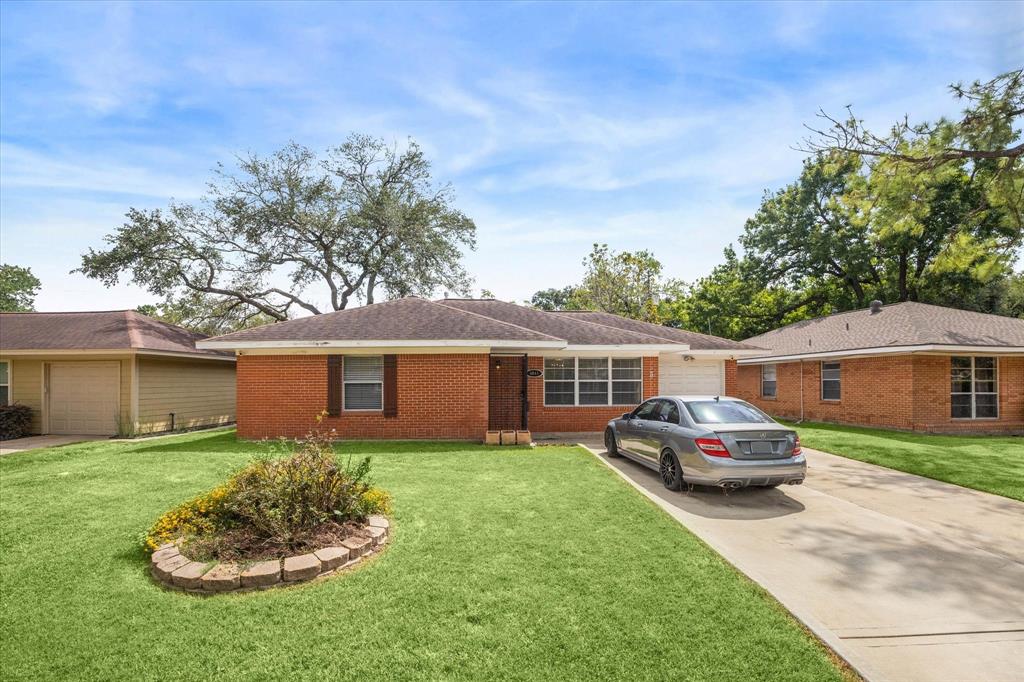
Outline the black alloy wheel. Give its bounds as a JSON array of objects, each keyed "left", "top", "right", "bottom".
[{"left": 660, "top": 450, "right": 683, "bottom": 491}]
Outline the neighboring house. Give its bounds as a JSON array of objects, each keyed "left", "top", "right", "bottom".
[
  {"left": 0, "top": 311, "right": 236, "bottom": 436},
  {"left": 733, "top": 301, "right": 1024, "bottom": 434},
  {"left": 197, "top": 297, "right": 761, "bottom": 440}
]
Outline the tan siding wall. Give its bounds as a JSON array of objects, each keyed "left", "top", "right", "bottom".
[
  {"left": 1, "top": 354, "right": 133, "bottom": 434},
  {"left": 137, "top": 357, "right": 235, "bottom": 433}
]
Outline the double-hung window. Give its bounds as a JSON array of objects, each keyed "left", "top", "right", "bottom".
[
  {"left": 343, "top": 356, "right": 383, "bottom": 410},
  {"left": 951, "top": 357, "right": 998, "bottom": 419},
  {"left": 0, "top": 361, "right": 9, "bottom": 406},
  {"left": 761, "top": 365, "right": 777, "bottom": 398},
  {"left": 820, "top": 361, "right": 841, "bottom": 401},
  {"left": 543, "top": 357, "right": 643, "bottom": 406}
]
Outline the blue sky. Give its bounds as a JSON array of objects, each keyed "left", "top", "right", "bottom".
[{"left": 1, "top": 1, "right": 1021, "bottom": 312}]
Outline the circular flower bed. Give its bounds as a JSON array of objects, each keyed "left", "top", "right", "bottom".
[{"left": 145, "top": 429, "right": 392, "bottom": 594}]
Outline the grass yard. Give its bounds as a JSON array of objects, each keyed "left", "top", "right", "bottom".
[
  {"left": 1, "top": 430, "right": 848, "bottom": 681},
  {"left": 789, "top": 421, "right": 1024, "bottom": 502}
]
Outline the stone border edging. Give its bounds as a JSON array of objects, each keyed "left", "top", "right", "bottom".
[{"left": 150, "top": 515, "right": 391, "bottom": 594}]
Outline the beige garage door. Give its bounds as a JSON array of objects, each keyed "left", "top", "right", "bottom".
[
  {"left": 48, "top": 362, "right": 120, "bottom": 435},
  {"left": 659, "top": 356, "right": 725, "bottom": 396}
]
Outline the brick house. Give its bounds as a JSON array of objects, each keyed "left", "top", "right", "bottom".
[
  {"left": 732, "top": 301, "right": 1024, "bottom": 434},
  {"left": 197, "top": 297, "right": 760, "bottom": 440}
]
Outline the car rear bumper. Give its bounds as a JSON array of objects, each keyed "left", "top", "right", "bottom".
[{"left": 684, "top": 455, "right": 807, "bottom": 488}]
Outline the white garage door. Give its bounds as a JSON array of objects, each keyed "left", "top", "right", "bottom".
[
  {"left": 659, "top": 356, "right": 724, "bottom": 395},
  {"left": 48, "top": 362, "right": 120, "bottom": 435}
]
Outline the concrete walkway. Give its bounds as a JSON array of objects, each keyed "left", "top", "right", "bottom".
[
  {"left": 580, "top": 442, "right": 1024, "bottom": 682},
  {"left": 0, "top": 434, "right": 108, "bottom": 455}
]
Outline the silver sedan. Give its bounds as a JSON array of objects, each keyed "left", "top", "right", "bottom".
[{"left": 604, "top": 395, "right": 806, "bottom": 491}]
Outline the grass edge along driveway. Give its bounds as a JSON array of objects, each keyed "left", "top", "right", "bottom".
[
  {"left": 787, "top": 420, "right": 1023, "bottom": 502},
  {"left": 1, "top": 430, "right": 851, "bottom": 681}
]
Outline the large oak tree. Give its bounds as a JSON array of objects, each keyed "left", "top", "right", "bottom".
[{"left": 79, "top": 135, "right": 476, "bottom": 329}]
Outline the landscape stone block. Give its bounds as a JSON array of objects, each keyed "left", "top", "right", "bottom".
[
  {"left": 202, "top": 563, "right": 241, "bottom": 591},
  {"left": 240, "top": 560, "right": 282, "bottom": 588},
  {"left": 172, "top": 561, "right": 210, "bottom": 589},
  {"left": 314, "top": 546, "right": 350, "bottom": 571},
  {"left": 153, "top": 554, "right": 190, "bottom": 581},
  {"left": 341, "top": 536, "right": 371, "bottom": 557},
  {"left": 283, "top": 554, "right": 321, "bottom": 581},
  {"left": 366, "top": 526, "right": 387, "bottom": 546},
  {"left": 367, "top": 515, "right": 390, "bottom": 529}
]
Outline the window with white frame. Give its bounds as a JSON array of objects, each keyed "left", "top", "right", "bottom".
[
  {"left": 343, "top": 356, "right": 383, "bottom": 410},
  {"left": 821, "top": 361, "right": 841, "bottom": 401},
  {"left": 761, "top": 364, "right": 777, "bottom": 398},
  {"left": 951, "top": 356, "right": 998, "bottom": 419},
  {"left": 0, "top": 361, "right": 9, "bottom": 406},
  {"left": 543, "top": 357, "right": 642, "bottom": 406}
]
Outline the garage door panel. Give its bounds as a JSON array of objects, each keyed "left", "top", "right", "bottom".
[
  {"left": 659, "top": 356, "right": 724, "bottom": 395},
  {"left": 49, "top": 362, "right": 120, "bottom": 435}
]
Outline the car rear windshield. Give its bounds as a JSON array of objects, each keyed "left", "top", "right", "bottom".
[{"left": 684, "top": 400, "right": 774, "bottom": 424}]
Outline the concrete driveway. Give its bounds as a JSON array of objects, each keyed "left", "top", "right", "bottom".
[
  {"left": 0, "top": 434, "right": 108, "bottom": 455},
  {"left": 583, "top": 443, "right": 1024, "bottom": 682}
]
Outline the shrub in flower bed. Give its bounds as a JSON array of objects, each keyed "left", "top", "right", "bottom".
[
  {"left": 145, "top": 429, "right": 392, "bottom": 561},
  {"left": 0, "top": 403, "right": 33, "bottom": 440}
]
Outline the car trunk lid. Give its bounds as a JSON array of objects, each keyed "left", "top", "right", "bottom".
[{"left": 712, "top": 423, "right": 796, "bottom": 460}]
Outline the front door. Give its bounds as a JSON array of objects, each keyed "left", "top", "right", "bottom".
[{"left": 488, "top": 355, "right": 525, "bottom": 430}]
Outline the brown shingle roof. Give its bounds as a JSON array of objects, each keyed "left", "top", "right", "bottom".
[
  {"left": 0, "top": 311, "right": 230, "bottom": 357},
  {"left": 551, "top": 310, "right": 763, "bottom": 351},
  {"left": 742, "top": 302, "right": 1024, "bottom": 360},
  {"left": 202, "top": 297, "right": 564, "bottom": 344},
  {"left": 435, "top": 299, "right": 686, "bottom": 346}
]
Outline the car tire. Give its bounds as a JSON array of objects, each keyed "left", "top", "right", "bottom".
[
  {"left": 604, "top": 427, "right": 620, "bottom": 457},
  {"left": 660, "top": 449, "right": 683, "bottom": 491}
]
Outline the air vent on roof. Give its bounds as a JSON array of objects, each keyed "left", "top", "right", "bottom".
[{"left": 869, "top": 300, "right": 883, "bottom": 314}]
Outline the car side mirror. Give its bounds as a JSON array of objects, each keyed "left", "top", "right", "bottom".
[{"left": 622, "top": 412, "right": 633, "bottom": 420}]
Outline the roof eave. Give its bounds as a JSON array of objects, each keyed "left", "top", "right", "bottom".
[
  {"left": 737, "top": 343, "right": 1024, "bottom": 364},
  {"left": 195, "top": 338, "right": 569, "bottom": 350}
]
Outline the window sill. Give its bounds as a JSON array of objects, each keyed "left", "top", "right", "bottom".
[
  {"left": 341, "top": 409, "right": 384, "bottom": 413},
  {"left": 951, "top": 417, "right": 1000, "bottom": 421}
]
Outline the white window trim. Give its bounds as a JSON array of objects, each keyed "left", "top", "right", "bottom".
[
  {"left": 951, "top": 356, "right": 999, "bottom": 420},
  {"left": 761, "top": 364, "right": 777, "bottom": 399},
  {"left": 543, "top": 357, "right": 643, "bottom": 407},
  {"left": 342, "top": 356, "right": 384, "bottom": 412},
  {"left": 0, "top": 360, "right": 9, "bottom": 406},
  {"left": 820, "top": 361, "right": 841, "bottom": 402}
]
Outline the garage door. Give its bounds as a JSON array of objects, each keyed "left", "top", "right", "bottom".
[
  {"left": 659, "top": 356, "right": 724, "bottom": 395},
  {"left": 48, "top": 362, "right": 120, "bottom": 435}
]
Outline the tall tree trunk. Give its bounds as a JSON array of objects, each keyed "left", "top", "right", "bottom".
[{"left": 366, "top": 271, "right": 377, "bottom": 305}]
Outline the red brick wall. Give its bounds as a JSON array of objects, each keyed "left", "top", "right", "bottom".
[
  {"left": 527, "top": 356, "right": 659, "bottom": 433},
  {"left": 735, "top": 354, "right": 1023, "bottom": 434},
  {"left": 724, "top": 359, "right": 738, "bottom": 395},
  {"left": 237, "top": 354, "right": 489, "bottom": 440}
]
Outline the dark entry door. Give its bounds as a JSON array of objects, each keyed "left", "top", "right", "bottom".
[{"left": 488, "top": 355, "right": 526, "bottom": 430}]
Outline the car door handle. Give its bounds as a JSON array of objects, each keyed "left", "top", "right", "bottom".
[{"left": 658, "top": 425, "right": 671, "bottom": 432}]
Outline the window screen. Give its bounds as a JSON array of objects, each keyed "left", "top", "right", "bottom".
[
  {"left": 821, "top": 362, "right": 841, "bottom": 401},
  {"left": 951, "top": 356, "right": 998, "bottom": 419},
  {"left": 761, "top": 365, "right": 777, "bottom": 398},
  {"left": 544, "top": 358, "right": 576, "bottom": 405},
  {"left": 343, "top": 356, "right": 383, "bottom": 410},
  {"left": 0, "top": 361, "right": 8, "bottom": 406},
  {"left": 612, "top": 358, "right": 642, "bottom": 405}
]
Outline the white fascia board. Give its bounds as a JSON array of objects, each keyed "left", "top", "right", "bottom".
[
  {"left": 0, "top": 348, "right": 232, "bottom": 362},
  {"left": 558, "top": 344, "right": 689, "bottom": 353},
  {"left": 195, "top": 338, "right": 567, "bottom": 350},
  {"left": 660, "top": 348, "right": 764, "bottom": 358},
  {"left": 736, "top": 344, "right": 1024, "bottom": 365}
]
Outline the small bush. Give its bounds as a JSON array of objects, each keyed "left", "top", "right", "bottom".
[
  {"left": 0, "top": 404, "right": 33, "bottom": 441},
  {"left": 144, "top": 430, "right": 391, "bottom": 556}
]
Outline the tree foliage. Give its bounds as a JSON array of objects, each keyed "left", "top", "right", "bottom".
[
  {"left": 79, "top": 136, "right": 476, "bottom": 326},
  {"left": 0, "top": 264, "right": 41, "bottom": 312},
  {"left": 135, "top": 293, "right": 279, "bottom": 336}
]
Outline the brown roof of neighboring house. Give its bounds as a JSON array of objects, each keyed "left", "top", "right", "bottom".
[
  {"left": 741, "top": 302, "right": 1024, "bottom": 361},
  {"left": 0, "top": 310, "right": 231, "bottom": 358},
  {"left": 551, "top": 310, "right": 763, "bottom": 351},
  {"left": 201, "top": 297, "right": 565, "bottom": 344},
  {"left": 199, "top": 296, "right": 752, "bottom": 351}
]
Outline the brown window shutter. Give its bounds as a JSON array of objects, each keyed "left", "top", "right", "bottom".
[
  {"left": 327, "top": 355, "right": 343, "bottom": 416},
  {"left": 383, "top": 354, "right": 398, "bottom": 418}
]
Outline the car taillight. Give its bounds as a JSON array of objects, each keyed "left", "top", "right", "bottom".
[
  {"left": 695, "top": 437, "right": 730, "bottom": 458},
  {"left": 792, "top": 436, "right": 802, "bottom": 456}
]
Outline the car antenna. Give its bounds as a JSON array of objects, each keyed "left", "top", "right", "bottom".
[{"left": 714, "top": 395, "right": 720, "bottom": 402}]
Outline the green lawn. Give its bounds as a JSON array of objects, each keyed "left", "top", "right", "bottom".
[
  {"left": 1, "top": 431, "right": 848, "bottom": 681},
  {"left": 788, "top": 421, "right": 1024, "bottom": 502}
]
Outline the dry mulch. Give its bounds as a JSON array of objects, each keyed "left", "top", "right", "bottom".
[{"left": 182, "top": 520, "right": 371, "bottom": 562}]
